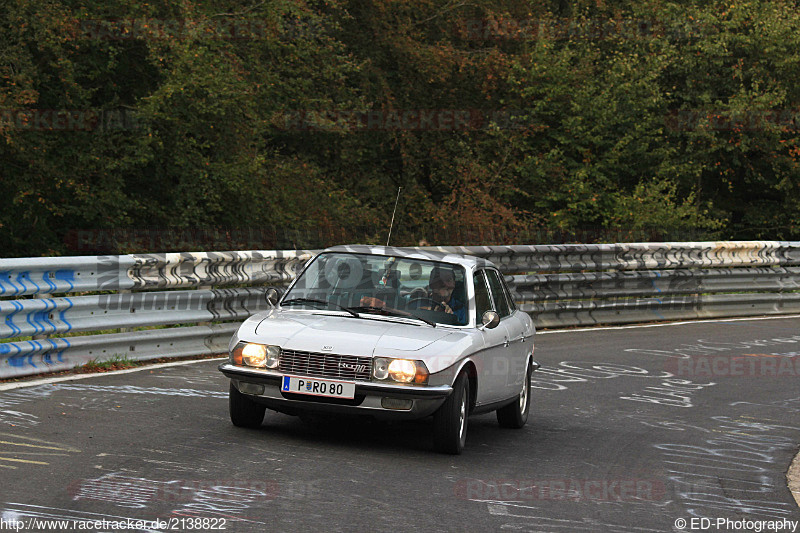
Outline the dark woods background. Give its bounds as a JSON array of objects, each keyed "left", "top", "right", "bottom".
[{"left": 2, "top": 0, "right": 800, "bottom": 256}]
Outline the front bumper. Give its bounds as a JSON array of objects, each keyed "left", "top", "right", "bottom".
[{"left": 218, "top": 362, "right": 452, "bottom": 420}]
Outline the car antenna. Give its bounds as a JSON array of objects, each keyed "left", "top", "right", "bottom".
[{"left": 386, "top": 186, "right": 402, "bottom": 247}]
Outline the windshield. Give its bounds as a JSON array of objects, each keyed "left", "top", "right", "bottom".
[{"left": 282, "top": 252, "right": 469, "bottom": 326}]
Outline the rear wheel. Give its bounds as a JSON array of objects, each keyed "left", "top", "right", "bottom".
[
  {"left": 229, "top": 382, "right": 266, "bottom": 428},
  {"left": 496, "top": 359, "right": 531, "bottom": 429},
  {"left": 434, "top": 371, "right": 470, "bottom": 454}
]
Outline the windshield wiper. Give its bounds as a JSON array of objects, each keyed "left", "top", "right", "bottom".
[
  {"left": 348, "top": 305, "right": 436, "bottom": 327},
  {"left": 281, "top": 298, "right": 360, "bottom": 318}
]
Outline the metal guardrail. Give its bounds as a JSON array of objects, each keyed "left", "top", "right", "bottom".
[
  {"left": 2, "top": 242, "right": 800, "bottom": 378},
  {"left": 0, "top": 289, "right": 270, "bottom": 338},
  {"left": 0, "top": 251, "right": 312, "bottom": 378},
  {"left": 421, "top": 242, "right": 800, "bottom": 327}
]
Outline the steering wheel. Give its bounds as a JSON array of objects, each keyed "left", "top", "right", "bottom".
[
  {"left": 409, "top": 287, "right": 427, "bottom": 299},
  {"left": 408, "top": 297, "right": 445, "bottom": 312}
]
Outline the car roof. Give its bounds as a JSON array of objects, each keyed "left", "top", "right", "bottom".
[{"left": 322, "top": 245, "right": 497, "bottom": 270}]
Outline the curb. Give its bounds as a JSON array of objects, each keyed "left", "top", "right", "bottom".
[{"left": 0, "top": 357, "right": 226, "bottom": 391}]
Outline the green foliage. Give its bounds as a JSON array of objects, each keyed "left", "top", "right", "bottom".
[
  {"left": 502, "top": 0, "right": 800, "bottom": 239},
  {"left": 2, "top": 0, "right": 800, "bottom": 257},
  {"left": 610, "top": 178, "right": 724, "bottom": 241}
]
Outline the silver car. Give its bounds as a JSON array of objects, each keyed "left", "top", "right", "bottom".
[{"left": 218, "top": 245, "right": 538, "bottom": 454}]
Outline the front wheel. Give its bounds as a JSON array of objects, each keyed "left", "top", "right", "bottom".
[
  {"left": 229, "top": 382, "right": 266, "bottom": 428},
  {"left": 434, "top": 371, "right": 470, "bottom": 454},
  {"left": 496, "top": 359, "right": 531, "bottom": 429}
]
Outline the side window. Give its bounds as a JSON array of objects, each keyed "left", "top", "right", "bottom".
[
  {"left": 486, "top": 270, "right": 511, "bottom": 317},
  {"left": 501, "top": 275, "right": 517, "bottom": 312},
  {"left": 473, "top": 271, "right": 492, "bottom": 320}
]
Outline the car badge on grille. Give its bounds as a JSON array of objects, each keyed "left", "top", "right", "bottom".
[
  {"left": 321, "top": 345, "right": 333, "bottom": 352},
  {"left": 339, "top": 362, "right": 367, "bottom": 373}
]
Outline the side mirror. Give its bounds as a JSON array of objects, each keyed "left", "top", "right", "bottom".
[
  {"left": 265, "top": 287, "right": 282, "bottom": 306},
  {"left": 481, "top": 310, "right": 500, "bottom": 329}
]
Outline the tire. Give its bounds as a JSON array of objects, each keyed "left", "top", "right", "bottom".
[
  {"left": 434, "top": 371, "right": 470, "bottom": 454},
  {"left": 496, "top": 359, "right": 531, "bottom": 429},
  {"left": 229, "top": 382, "right": 266, "bottom": 428}
]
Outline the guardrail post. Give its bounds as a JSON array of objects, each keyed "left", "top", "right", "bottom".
[
  {"left": 198, "top": 284, "right": 213, "bottom": 326},
  {"left": 118, "top": 289, "right": 132, "bottom": 333}
]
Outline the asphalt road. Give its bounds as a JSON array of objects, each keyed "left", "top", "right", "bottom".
[{"left": 1, "top": 316, "right": 799, "bottom": 533}]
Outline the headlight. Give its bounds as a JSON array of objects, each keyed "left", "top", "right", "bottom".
[
  {"left": 388, "top": 359, "right": 416, "bottom": 383},
  {"left": 373, "top": 358, "right": 429, "bottom": 384},
  {"left": 264, "top": 346, "right": 281, "bottom": 368},
  {"left": 242, "top": 343, "right": 267, "bottom": 366},
  {"left": 231, "top": 342, "right": 281, "bottom": 369},
  {"left": 373, "top": 358, "right": 390, "bottom": 380}
]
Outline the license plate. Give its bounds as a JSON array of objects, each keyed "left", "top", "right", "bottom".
[{"left": 281, "top": 375, "right": 355, "bottom": 399}]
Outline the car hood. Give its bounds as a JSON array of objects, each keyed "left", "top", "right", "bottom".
[{"left": 251, "top": 309, "right": 456, "bottom": 355}]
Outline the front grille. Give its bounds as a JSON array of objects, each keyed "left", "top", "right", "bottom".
[{"left": 279, "top": 350, "right": 372, "bottom": 381}]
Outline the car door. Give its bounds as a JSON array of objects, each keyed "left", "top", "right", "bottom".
[
  {"left": 500, "top": 271, "right": 533, "bottom": 389},
  {"left": 485, "top": 269, "right": 524, "bottom": 397},
  {"left": 473, "top": 269, "right": 512, "bottom": 405}
]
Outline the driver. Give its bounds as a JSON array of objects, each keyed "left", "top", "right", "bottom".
[{"left": 425, "top": 267, "right": 466, "bottom": 324}]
